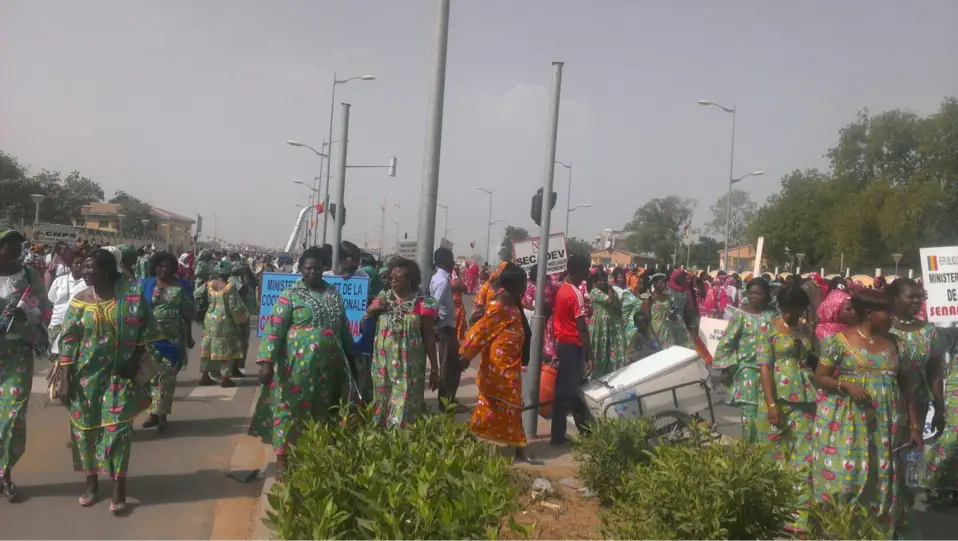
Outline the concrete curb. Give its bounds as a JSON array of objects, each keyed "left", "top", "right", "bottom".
[{"left": 246, "top": 383, "right": 276, "bottom": 541}]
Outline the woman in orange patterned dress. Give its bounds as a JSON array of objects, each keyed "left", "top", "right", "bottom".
[
  {"left": 451, "top": 276, "right": 467, "bottom": 341},
  {"left": 460, "top": 262, "right": 539, "bottom": 463}
]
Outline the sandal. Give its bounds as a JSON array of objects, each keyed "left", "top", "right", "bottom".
[
  {"left": 109, "top": 500, "right": 128, "bottom": 515},
  {"left": 220, "top": 378, "right": 237, "bottom": 388},
  {"left": 3, "top": 482, "right": 20, "bottom": 502},
  {"left": 79, "top": 492, "right": 97, "bottom": 507},
  {"left": 141, "top": 414, "right": 160, "bottom": 429}
]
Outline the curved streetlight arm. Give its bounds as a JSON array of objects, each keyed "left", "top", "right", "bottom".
[{"left": 697, "top": 100, "right": 735, "bottom": 114}]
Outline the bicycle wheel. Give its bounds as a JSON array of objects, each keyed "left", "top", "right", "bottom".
[{"left": 649, "top": 409, "right": 696, "bottom": 445}]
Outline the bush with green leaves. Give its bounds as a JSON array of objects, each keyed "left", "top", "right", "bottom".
[
  {"left": 807, "top": 499, "right": 892, "bottom": 540},
  {"left": 266, "top": 409, "right": 517, "bottom": 540},
  {"left": 600, "top": 441, "right": 802, "bottom": 540},
  {"left": 573, "top": 415, "right": 656, "bottom": 503}
]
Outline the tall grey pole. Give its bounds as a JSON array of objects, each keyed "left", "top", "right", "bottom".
[
  {"left": 723, "top": 105, "right": 736, "bottom": 270},
  {"left": 415, "top": 0, "right": 451, "bottom": 288},
  {"left": 322, "top": 74, "right": 338, "bottom": 245},
  {"left": 314, "top": 140, "right": 326, "bottom": 245},
  {"left": 485, "top": 194, "right": 493, "bottom": 262},
  {"left": 331, "top": 102, "right": 350, "bottom": 270},
  {"left": 523, "top": 61, "right": 564, "bottom": 440},
  {"left": 564, "top": 163, "right": 572, "bottom": 234}
]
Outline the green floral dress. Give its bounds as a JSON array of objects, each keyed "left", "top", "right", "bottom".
[
  {"left": 249, "top": 280, "right": 355, "bottom": 455},
  {"left": 712, "top": 309, "right": 776, "bottom": 443},
  {"left": 59, "top": 278, "right": 162, "bottom": 479},
  {"left": 196, "top": 279, "right": 249, "bottom": 376},
  {"left": 647, "top": 290, "right": 694, "bottom": 349},
  {"left": 135, "top": 256, "right": 150, "bottom": 280},
  {"left": 754, "top": 320, "right": 816, "bottom": 533},
  {"left": 614, "top": 286, "right": 639, "bottom": 344},
  {"left": 371, "top": 292, "right": 438, "bottom": 428},
  {"left": 811, "top": 334, "right": 917, "bottom": 539},
  {"left": 147, "top": 283, "right": 194, "bottom": 415},
  {"left": 0, "top": 266, "right": 51, "bottom": 480},
  {"left": 589, "top": 287, "right": 628, "bottom": 378},
  {"left": 891, "top": 322, "right": 939, "bottom": 423},
  {"left": 923, "top": 339, "right": 958, "bottom": 494}
]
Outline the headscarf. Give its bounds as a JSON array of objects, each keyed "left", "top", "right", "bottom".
[
  {"left": 103, "top": 246, "right": 123, "bottom": 273},
  {"left": 0, "top": 219, "right": 25, "bottom": 246},
  {"left": 816, "top": 288, "right": 851, "bottom": 340},
  {"left": 668, "top": 269, "right": 690, "bottom": 293},
  {"left": 118, "top": 244, "right": 137, "bottom": 260},
  {"left": 197, "top": 249, "right": 214, "bottom": 263},
  {"left": 213, "top": 260, "right": 233, "bottom": 279}
]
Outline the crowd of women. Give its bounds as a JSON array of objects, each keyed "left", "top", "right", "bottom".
[{"left": 0, "top": 220, "right": 260, "bottom": 512}]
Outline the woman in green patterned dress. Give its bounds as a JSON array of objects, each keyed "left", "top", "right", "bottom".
[
  {"left": 196, "top": 261, "right": 249, "bottom": 387},
  {"left": 755, "top": 284, "right": 815, "bottom": 533},
  {"left": 888, "top": 278, "right": 942, "bottom": 431},
  {"left": 249, "top": 247, "right": 354, "bottom": 478},
  {"left": 58, "top": 248, "right": 162, "bottom": 513},
  {"left": 612, "top": 268, "right": 639, "bottom": 344},
  {"left": 231, "top": 261, "right": 258, "bottom": 378},
  {"left": 923, "top": 327, "right": 958, "bottom": 498},
  {"left": 0, "top": 221, "right": 52, "bottom": 501},
  {"left": 713, "top": 278, "right": 777, "bottom": 443},
  {"left": 811, "top": 289, "right": 924, "bottom": 539},
  {"left": 364, "top": 257, "right": 439, "bottom": 428},
  {"left": 643, "top": 270, "right": 697, "bottom": 349},
  {"left": 193, "top": 249, "right": 214, "bottom": 291},
  {"left": 141, "top": 251, "right": 195, "bottom": 431},
  {"left": 589, "top": 276, "right": 628, "bottom": 377}
]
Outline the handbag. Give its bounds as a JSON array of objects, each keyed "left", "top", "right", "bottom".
[
  {"left": 133, "top": 348, "right": 161, "bottom": 387},
  {"left": 45, "top": 361, "right": 65, "bottom": 407}
]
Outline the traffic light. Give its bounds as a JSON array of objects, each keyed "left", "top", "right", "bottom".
[
  {"left": 530, "top": 188, "right": 558, "bottom": 226},
  {"left": 329, "top": 204, "right": 346, "bottom": 225}
]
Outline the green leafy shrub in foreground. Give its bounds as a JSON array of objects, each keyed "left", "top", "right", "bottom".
[
  {"left": 266, "top": 409, "right": 517, "bottom": 540},
  {"left": 600, "top": 441, "right": 802, "bottom": 540},
  {"left": 573, "top": 416, "right": 656, "bottom": 503},
  {"left": 807, "top": 499, "right": 892, "bottom": 540}
]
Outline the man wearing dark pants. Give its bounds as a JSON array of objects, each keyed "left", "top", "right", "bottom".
[
  {"left": 430, "top": 247, "right": 462, "bottom": 410},
  {"left": 550, "top": 255, "right": 593, "bottom": 445}
]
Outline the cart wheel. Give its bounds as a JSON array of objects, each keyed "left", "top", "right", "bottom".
[{"left": 649, "top": 410, "right": 696, "bottom": 445}]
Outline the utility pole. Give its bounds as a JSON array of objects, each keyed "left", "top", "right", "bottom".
[
  {"left": 523, "top": 61, "right": 564, "bottom": 440},
  {"left": 415, "top": 0, "right": 451, "bottom": 289},
  {"left": 331, "top": 103, "right": 350, "bottom": 269},
  {"left": 380, "top": 199, "right": 386, "bottom": 258}
]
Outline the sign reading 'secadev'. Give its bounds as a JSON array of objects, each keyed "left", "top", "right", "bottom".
[{"left": 512, "top": 233, "right": 567, "bottom": 274}]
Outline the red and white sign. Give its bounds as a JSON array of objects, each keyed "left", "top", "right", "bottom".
[{"left": 512, "top": 233, "right": 567, "bottom": 274}]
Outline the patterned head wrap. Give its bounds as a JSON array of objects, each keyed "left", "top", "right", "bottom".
[
  {"left": 0, "top": 219, "right": 26, "bottom": 245},
  {"left": 213, "top": 259, "right": 233, "bottom": 278},
  {"left": 668, "top": 268, "right": 690, "bottom": 293},
  {"left": 489, "top": 260, "right": 508, "bottom": 283},
  {"left": 230, "top": 261, "right": 247, "bottom": 275},
  {"left": 197, "top": 249, "right": 214, "bottom": 262}
]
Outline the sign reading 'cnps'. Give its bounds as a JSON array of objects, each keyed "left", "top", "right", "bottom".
[{"left": 257, "top": 272, "right": 370, "bottom": 342}]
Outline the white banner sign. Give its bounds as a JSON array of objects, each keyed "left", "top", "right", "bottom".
[
  {"left": 919, "top": 246, "right": 958, "bottom": 326},
  {"left": 698, "top": 317, "right": 729, "bottom": 357},
  {"left": 397, "top": 240, "right": 417, "bottom": 260},
  {"left": 32, "top": 223, "right": 80, "bottom": 247},
  {"left": 512, "top": 233, "right": 567, "bottom": 274}
]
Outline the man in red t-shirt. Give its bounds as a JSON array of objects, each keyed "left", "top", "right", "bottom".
[{"left": 550, "top": 255, "right": 593, "bottom": 445}]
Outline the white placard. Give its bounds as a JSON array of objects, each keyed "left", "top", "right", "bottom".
[
  {"left": 919, "top": 247, "right": 958, "bottom": 326},
  {"left": 397, "top": 240, "right": 417, "bottom": 259},
  {"left": 512, "top": 233, "right": 567, "bottom": 274},
  {"left": 32, "top": 223, "right": 80, "bottom": 247},
  {"left": 752, "top": 236, "right": 764, "bottom": 277},
  {"left": 698, "top": 317, "right": 729, "bottom": 357}
]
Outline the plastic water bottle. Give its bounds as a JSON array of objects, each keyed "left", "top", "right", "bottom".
[{"left": 904, "top": 446, "right": 923, "bottom": 488}]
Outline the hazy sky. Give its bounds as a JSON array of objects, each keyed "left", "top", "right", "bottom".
[{"left": 2, "top": 1, "right": 956, "bottom": 256}]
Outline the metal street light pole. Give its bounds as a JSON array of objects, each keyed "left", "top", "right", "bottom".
[
  {"left": 391, "top": 220, "right": 400, "bottom": 253},
  {"left": 331, "top": 103, "right": 351, "bottom": 270},
  {"left": 30, "top": 194, "right": 44, "bottom": 227},
  {"left": 476, "top": 188, "right": 493, "bottom": 262},
  {"left": 555, "top": 161, "right": 572, "bottom": 234},
  {"left": 325, "top": 74, "right": 375, "bottom": 245},
  {"left": 697, "top": 100, "right": 736, "bottom": 270},
  {"left": 524, "top": 61, "right": 564, "bottom": 440},
  {"left": 567, "top": 202, "right": 590, "bottom": 232},
  {"left": 437, "top": 203, "right": 449, "bottom": 238}
]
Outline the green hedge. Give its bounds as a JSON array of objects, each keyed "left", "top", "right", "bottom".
[
  {"left": 266, "top": 409, "right": 517, "bottom": 540},
  {"left": 573, "top": 416, "right": 657, "bottom": 504}
]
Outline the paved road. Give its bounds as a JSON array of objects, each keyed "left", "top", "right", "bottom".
[{"left": 5, "top": 322, "right": 266, "bottom": 540}]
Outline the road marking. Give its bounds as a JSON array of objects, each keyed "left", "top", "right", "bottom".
[{"left": 187, "top": 384, "right": 239, "bottom": 401}]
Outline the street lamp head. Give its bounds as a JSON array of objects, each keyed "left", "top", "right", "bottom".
[
  {"left": 292, "top": 180, "right": 307, "bottom": 186},
  {"left": 751, "top": 170, "right": 765, "bottom": 176},
  {"left": 696, "top": 100, "right": 714, "bottom": 106},
  {"left": 30, "top": 193, "right": 45, "bottom": 204},
  {"left": 581, "top": 203, "right": 592, "bottom": 208},
  {"left": 475, "top": 187, "right": 492, "bottom": 195},
  {"left": 286, "top": 140, "right": 303, "bottom": 147},
  {"left": 359, "top": 75, "right": 376, "bottom": 81}
]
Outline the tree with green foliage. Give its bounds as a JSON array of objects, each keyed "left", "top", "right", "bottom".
[
  {"left": 566, "top": 236, "right": 593, "bottom": 258},
  {"left": 109, "top": 190, "right": 154, "bottom": 236},
  {"left": 498, "top": 225, "right": 530, "bottom": 262},
  {"left": 0, "top": 151, "right": 105, "bottom": 226},
  {"left": 623, "top": 197, "right": 695, "bottom": 264},
  {"left": 704, "top": 189, "right": 756, "bottom": 249}
]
